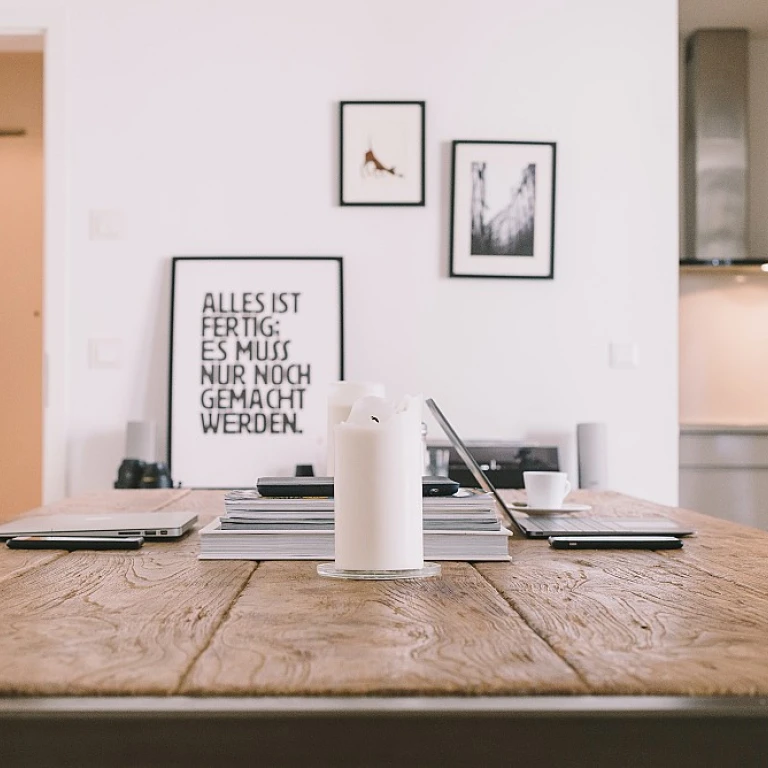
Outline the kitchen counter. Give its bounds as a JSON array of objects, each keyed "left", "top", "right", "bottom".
[{"left": 681, "top": 424, "right": 768, "bottom": 435}]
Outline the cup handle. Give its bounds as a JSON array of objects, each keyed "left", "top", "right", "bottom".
[{"left": 563, "top": 480, "right": 571, "bottom": 498}]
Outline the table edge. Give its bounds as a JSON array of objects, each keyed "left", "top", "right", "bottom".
[{"left": 2, "top": 695, "right": 768, "bottom": 718}]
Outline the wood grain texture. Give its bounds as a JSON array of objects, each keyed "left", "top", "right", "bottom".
[
  {"left": 0, "top": 547, "right": 254, "bottom": 695},
  {"left": 0, "top": 489, "right": 191, "bottom": 583},
  {"left": 478, "top": 491, "right": 768, "bottom": 695},
  {"left": 3, "top": 488, "right": 768, "bottom": 698},
  {"left": 0, "top": 490, "right": 254, "bottom": 696},
  {"left": 0, "top": 549, "right": 63, "bottom": 583},
  {"left": 181, "top": 560, "right": 588, "bottom": 696}
]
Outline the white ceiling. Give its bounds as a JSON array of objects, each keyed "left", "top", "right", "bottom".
[
  {"left": 680, "top": 0, "right": 768, "bottom": 37},
  {"left": 0, "top": 34, "right": 43, "bottom": 53}
]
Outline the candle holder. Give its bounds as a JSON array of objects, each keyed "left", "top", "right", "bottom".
[{"left": 317, "top": 562, "right": 441, "bottom": 580}]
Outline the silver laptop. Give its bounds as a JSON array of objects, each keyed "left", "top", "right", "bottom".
[
  {"left": 0, "top": 510, "right": 198, "bottom": 540},
  {"left": 425, "top": 398, "right": 694, "bottom": 539}
]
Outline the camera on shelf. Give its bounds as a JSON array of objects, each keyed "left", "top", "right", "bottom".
[
  {"left": 113, "top": 421, "right": 173, "bottom": 489},
  {"left": 114, "top": 459, "right": 146, "bottom": 489},
  {"left": 114, "top": 459, "right": 173, "bottom": 489}
]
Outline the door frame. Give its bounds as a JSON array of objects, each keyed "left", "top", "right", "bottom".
[{"left": 0, "top": 8, "right": 68, "bottom": 503}]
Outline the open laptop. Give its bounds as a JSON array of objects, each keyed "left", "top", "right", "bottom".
[
  {"left": 425, "top": 398, "right": 694, "bottom": 539},
  {"left": 0, "top": 510, "right": 198, "bottom": 540}
]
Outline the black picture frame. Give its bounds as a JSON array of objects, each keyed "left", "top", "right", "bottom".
[
  {"left": 449, "top": 140, "right": 557, "bottom": 279},
  {"left": 339, "top": 101, "right": 426, "bottom": 207},
  {"left": 168, "top": 256, "right": 344, "bottom": 488}
]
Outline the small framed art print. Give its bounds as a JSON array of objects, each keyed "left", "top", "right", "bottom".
[
  {"left": 450, "top": 140, "right": 556, "bottom": 279},
  {"left": 168, "top": 256, "right": 344, "bottom": 488},
  {"left": 340, "top": 101, "right": 425, "bottom": 206}
]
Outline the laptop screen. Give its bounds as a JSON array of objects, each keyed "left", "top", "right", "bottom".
[{"left": 425, "top": 398, "right": 514, "bottom": 528}]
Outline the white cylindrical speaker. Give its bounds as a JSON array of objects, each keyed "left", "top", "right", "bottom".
[
  {"left": 576, "top": 422, "right": 608, "bottom": 490},
  {"left": 125, "top": 420, "right": 157, "bottom": 462}
]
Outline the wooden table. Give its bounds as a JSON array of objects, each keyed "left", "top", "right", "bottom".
[{"left": 1, "top": 489, "right": 768, "bottom": 767}]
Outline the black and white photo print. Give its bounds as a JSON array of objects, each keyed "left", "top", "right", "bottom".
[{"left": 450, "top": 141, "right": 556, "bottom": 278}]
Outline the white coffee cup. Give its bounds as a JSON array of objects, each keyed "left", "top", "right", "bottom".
[{"left": 523, "top": 471, "right": 571, "bottom": 509}]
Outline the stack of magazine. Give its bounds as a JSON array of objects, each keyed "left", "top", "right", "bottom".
[{"left": 199, "top": 488, "right": 511, "bottom": 561}]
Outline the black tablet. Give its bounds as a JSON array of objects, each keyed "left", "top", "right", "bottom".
[{"left": 256, "top": 476, "right": 459, "bottom": 498}]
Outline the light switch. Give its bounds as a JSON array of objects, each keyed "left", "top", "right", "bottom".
[
  {"left": 89, "top": 338, "right": 123, "bottom": 369},
  {"left": 89, "top": 209, "right": 123, "bottom": 240},
  {"left": 609, "top": 341, "right": 639, "bottom": 369}
]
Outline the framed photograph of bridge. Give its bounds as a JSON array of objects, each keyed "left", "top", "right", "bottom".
[
  {"left": 449, "top": 140, "right": 556, "bottom": 279},
  {"left": 168, "top": 256, "right": 344, "bottom": 488},
  {"left": 339, "top": 101, "right": 425, "bottom": 206}
]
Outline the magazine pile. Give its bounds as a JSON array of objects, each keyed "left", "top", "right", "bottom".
[{"left": 199, "top": 487, "right": 511, "bottom": 561}]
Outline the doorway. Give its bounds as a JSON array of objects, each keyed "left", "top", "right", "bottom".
[
  {"left": 0, "top": 35, "right": 44, "bottom": 519},
  {"left": 0, "top": 37, "right": 43, "bottom": 519}
]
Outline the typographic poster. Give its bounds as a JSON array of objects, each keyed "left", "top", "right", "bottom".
[{"left": 169, "top": 257, "right": 343, "bottom": 487}]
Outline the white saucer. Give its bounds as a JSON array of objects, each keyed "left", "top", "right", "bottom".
[{"left": 511, "top": 502, "right": 592, "bottom": 515}]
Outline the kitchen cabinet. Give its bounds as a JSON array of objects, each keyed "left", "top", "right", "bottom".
[{"left": 679, "top": 425, "right": 768, "bottom": 531}]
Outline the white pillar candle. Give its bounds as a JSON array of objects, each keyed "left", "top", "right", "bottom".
[
  {"left": 326, "top": 381, "right": 385, "bottom": 475},
  {"left": 334, "top": 394, "right": 424, "bottom": 571}
]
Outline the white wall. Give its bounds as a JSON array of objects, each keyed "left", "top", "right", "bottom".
[
  {"left": 680, "top": 273, "right": 768, "bottom": 424},
  {"left": 21, "top": 0, "right": 679, "bottom": 503}
]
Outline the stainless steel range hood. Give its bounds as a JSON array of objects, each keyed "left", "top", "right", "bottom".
[{"left": 683, "top": 29, "right": 756, "bottom": 265}]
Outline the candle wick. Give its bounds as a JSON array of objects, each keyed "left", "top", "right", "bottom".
[{"left": 371, "top": 416, "right": 380, "bottom": 423}]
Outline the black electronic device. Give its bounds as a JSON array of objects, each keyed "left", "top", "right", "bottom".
[
  {"left": 549, "top": 536, "right": 683, "bottom": 550},
  {"left": 7, "top": 535, "right": 145, "bottom": 551},
  {"left": 114, "top": 458, "right": 146, "bottom": 489},
  {"left": 432, "top": 443, "right": 560, "bottom": 490},
  {"left": 256, "top": 476, "right": 460, "bottom": 498},
  {"left": 139, "top": 461, "right": 173, "bottom": 488},
  {"left": 114, "top": 459, "right": 173, "bottom": 489}
]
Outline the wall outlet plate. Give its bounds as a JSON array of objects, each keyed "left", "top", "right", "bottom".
[
  {"left": 609, "top": 342, "right": 639, "bottom": 369},
  {"left": 88, "top": 338, "right": 122, "bottom": 369}
]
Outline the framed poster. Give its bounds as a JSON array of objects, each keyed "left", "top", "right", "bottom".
[
  {"left": 450, "top": 140, "right": 556, "bottom": 279},
  {"left": 339, "top": 101, "right": 425, "bottom": 206},
  {"left": 169, "top": 257, "right": 344, "bottom": 488}
]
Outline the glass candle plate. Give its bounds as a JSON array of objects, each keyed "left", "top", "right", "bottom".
[{"left": 317, "top": 563, "right": 441, "bottom": 580}]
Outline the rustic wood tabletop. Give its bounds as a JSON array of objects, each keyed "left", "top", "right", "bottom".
[{"left": 2, "top": 489, "right": 767, "bottom": 766}]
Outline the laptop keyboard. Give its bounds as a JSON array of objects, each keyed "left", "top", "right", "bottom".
[
  {"left": 515, "top": 515, "right": 682, "bottom": 534},
  {"left": 520, "top": 516, "right": 611, "bottom": 532}
]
